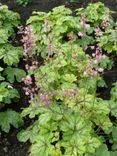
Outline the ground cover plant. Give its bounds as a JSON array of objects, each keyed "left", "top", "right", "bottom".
[
  {"left": 16, "top": 2, "right": 117, "bottom": 156},
  {"left": 0, "top": 4, "right": 26, "bottom": 133}
]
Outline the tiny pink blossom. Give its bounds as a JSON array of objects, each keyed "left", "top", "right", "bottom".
[
  {"left": 90, "top": 46, "right": 95, "bottom": 50},
  {"left": 48, "top": 43, "right": 54, "bottom": 50},
  {"left": 98, "top": 68, "right": 104, "bottom": 72},
  {"left": 102, "top": 55, "right": 106, "bottom": 59},
  {"left": 93, "top": 71, "right": 98, "bottom": 76},
  {"left": 24, "top": 76, "right": 32, "bottom": 85},
  {"left": 85, "top": 24, "right": 90, "bottom": 29},
  {"left": 93, "top": 60, "right": 98, "bottom": 64},
  {"left": 25, "top": 64, "right": 30, "bottom": 70},
  {"left": 40, "top": 93, "right": 51, "bottom": 105},
  {"left": 84, "top": 46, "right": 88, "bottom": 51},
  {"left": 83, "top": 71, "right": 87, "bottom": 76},
  {"left": 102, "top": 14, "right": 110, "bottom": 28},
  {"left": 80, "top": 20, "right": 84, "bottom": 26},
  {"left": 25, "top": 91, "right": 30, "bottom": 95},
  {"left": 21, "top": 25, "right": 35, "bottom": 55},
  {"left": 30, "top": 65, "right": 37, "bottom": 70},
  {"left": 92, "top": 53, "right": 95, "bottom": 57},
  {"left": 95, "top": 27, "right": 103, "bottom": 37},
  {"left": 63, "top": 89, "right": 77, "bottom": 98},
  {"left": 78, "top": 32, "right": 84, "bottom": 37}
]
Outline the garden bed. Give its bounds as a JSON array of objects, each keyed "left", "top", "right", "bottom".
[{"left": 0, "top": 0, "right": 117, "bottom": 156}]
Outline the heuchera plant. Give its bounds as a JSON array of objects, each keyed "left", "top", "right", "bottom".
[
  {"left": 18, "top": 2, "right": 117, "bottom": 156},
  {"left": 0, "top": 5, "right": 26, "bottom": 133}
]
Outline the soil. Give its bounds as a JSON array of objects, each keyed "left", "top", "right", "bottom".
[
  {"left": 0, "top": 0, "right": 117, "bottom": 156},
  {"left": 0, "top": 129, "right": 30, "bottom": 156}
]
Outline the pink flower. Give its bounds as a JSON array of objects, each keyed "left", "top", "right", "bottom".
[
  {"left": 93, "top": 60, "right": 98, "bottom": 64},
  {"left": 102, "top": 55, "right": 106, "bottom": 59},
  {"left": 93, "top": 71, "right": 98, "bottom": 76},
  {"left": 48, "top": 43, "right": 54, "bottom": 50},
  {"left": 25, "top": 91, "right": 30, "bottom": 95},
  {"left": 98, "top": 68, "right": 104, "bottom": 72},
  {"left": 78, "top": 32, "right": 84, "bottom": 37},
  {"left": 63, "top": 89, "right": 77, "bottom": 98},
  {"left": 25, "top": 64, "right": 30, "bottom": 70},
  {"left": 40, "top": 93, "right": 51, "bottom": 105},
  {"left": 80, "top": 17, "right": 90, "bottom": 29},
  {"left": 102, "top": 14, "right": 110, "bottom": 28},
  {"left": 90, "top": 46, "right": 95, "bottom": 50},
  {"left": 80, "top": 20, "right": 85, "bottom": 26},
  {"left": 95, "top": 27, "right": 103, "bottom": 37},
  {"left": 83, "top": 71, "right": 88, "bottom": 76},
  {"left": 21, "top": 25, "right": 35, "bottom": 55},
  {"left": 94, "top": 46, "right": 103, "bottom": 61},
  {"left": 92, "top": 53, "right": 95, "bottom": 57},
  {"left": 30, "top": 65, "right": 37, "bottom": 70},
  {"left": 24, "top": 76, "right": 32, "bottom": 85},
  {"left": 85, "top": 24, "right": 90, "bottom": 29},
  {"left": 44, "top": 19, "right": 51, "bottom": 32}
]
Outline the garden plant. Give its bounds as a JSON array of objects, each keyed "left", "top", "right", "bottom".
[
  {"left": 0, "top": 4, "right": 26, "bottom": 133},
  {"left": 0, "top": 1, "right": 117, "bottom": 156},
  {"left": 16, "top": 2, "right": 117, "bottom": 156}
]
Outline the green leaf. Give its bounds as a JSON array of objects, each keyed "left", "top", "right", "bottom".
[
  {"left": 17, "top": 129, "right": 31, "bottom": 142},
  {"left": 0, "top": 110, "right": 23, "bottom": 133},
  {"left": 0, "top": 75, "right": 5, "bottom": 81},
  {"left": 0, "top": 29, "right": 9, "bottom": 43},
  {"left": 4, "top": 67, "right": 26, "bottom": 83},
  {"left": 63, "top": 74, "right": 77, "bottom": 83},
  {"left": 0, "top": 88, "right": 8, "bottom": 102},
  {"left": 39, "top": 113, "right": 52, "bottom": 125},
  {"left": 110, "top": 151, "right": 117, "bottom": 156},
  {"left": 0, "top": 82, "right": 19, "bottom": 103},
  {"left": 0, "top": 67, "right": 3, "bottom": 72},
  {"left": 112, "top": 126, "right": 117, "bottom": 142},
  {"left": 108, "top": 100, "right": 117, "bottom": 118},
  {"left": 0, "top": 45, "right": 23, "bottom": 65},
  {"left": 17, "top": 121, "right": 39, "bottom": 143},
  {"left": 3, "top": 88, "right": 19, "bottom": 104},
  {"left": 111, "top": 83, "right": 117, "bottom": 101},
  {"left": 31, "top": 136, "right": 53, "bottom": 156},
  {"left": 111, "top": 143, "right": 117, "bottom": 151},
  {"left": 89, "top": 144, "right": 110, "bottom": 156}
]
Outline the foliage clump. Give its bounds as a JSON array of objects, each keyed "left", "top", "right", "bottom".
[
  {"left": 17, "top": 2, "right": 117, "bottom": 156},
  {"left": 0, "top": 5, "right": 26, "bottom": 133}
]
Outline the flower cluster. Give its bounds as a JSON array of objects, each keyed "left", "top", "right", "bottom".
[
  {"left": 92, "top": 46, "right": 106, "bottom": 64},
  {"left": 19, "top": 25, "right": 40, "bottom": 102},
  {"left": 22, "top": 75, "right": 40, "bottom": 101},
  {"left": 78, "top": 32, "right": 84, "bottom": 37},
  {"left": 40, "top": 93, "right": 51, "bottom": 105},
  {"left": 62, "top": 89, "right": 78, "bottom": 99},
  {"left": 77, "top": 16, "right": 90, "bottom": 37},
  {"left": 47, "top": 43, "right": 54, "bottom": 57},
  {"left": 44, "top": 19, "right": 51, "bottom": 32},
  {"left": 80, "top": 16, "right": 90, "bottom": 29},
  {"left": 102, "top": 14, "right": 110, "bottom": 28},
  {"left": 84, "top": 59, "right": 98, "bottom": 77},
  {"left": 40, "top": 91, "right": 56, "bottom": 105},
  {"left": 21, "top": 25, "right": 35, "bottom": 55},
  {"left": 95, "top": 27, "right": 103, "bottom": 37},
  {"left": 84, "top": 46, "right": 106, "bottom": 77},
  {"left": 25, "top": 60, "right": 38, "bottom": 71}
]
